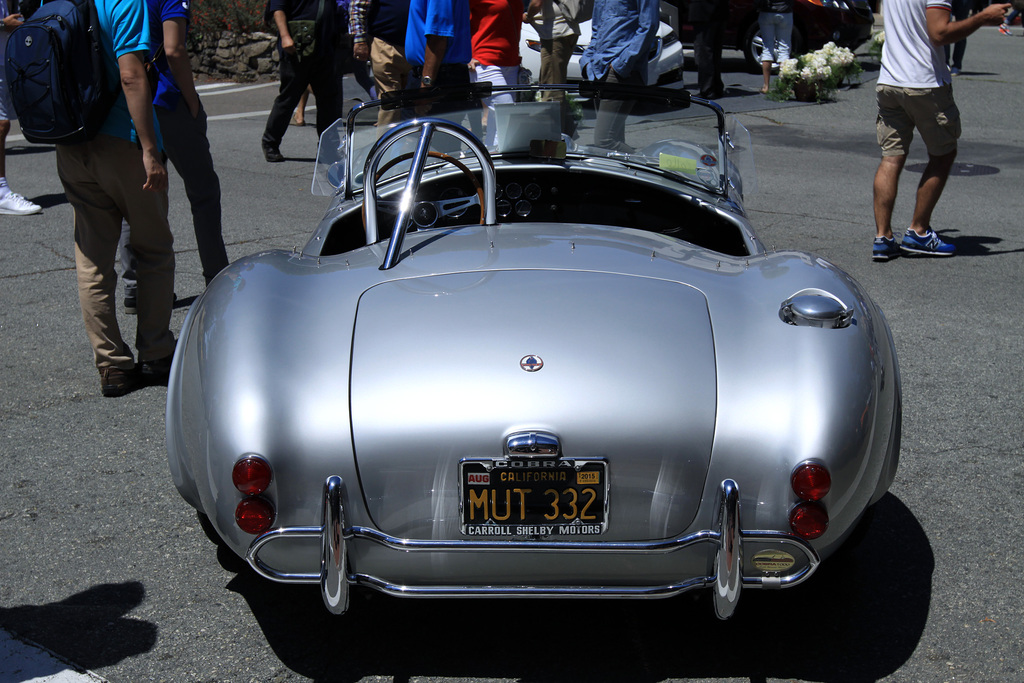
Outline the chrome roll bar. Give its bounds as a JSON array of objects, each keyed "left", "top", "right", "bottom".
[{"left": 361, "top": 118, "right": 497, "bottom": 270}]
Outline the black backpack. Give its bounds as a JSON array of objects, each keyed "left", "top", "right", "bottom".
[{"left": 4, "top": 0, "right": 119, "bottom": 145}]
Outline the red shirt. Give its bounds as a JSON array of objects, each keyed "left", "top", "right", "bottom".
[{"left": 470, "top": 0, "right": 523, "bottom": 66}]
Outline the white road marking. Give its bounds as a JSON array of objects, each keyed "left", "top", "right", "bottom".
[
  {"left": 0, "top": 629, "right": 107, "bottom": 682},
  {"left": 194, "top": 82, "right": 278, "bottom": 96},
  {"left": 5, "top": 82, "right": 284, "bottom": 141},
  {"left": 207, "top": 106, "right": 315, "bottom": 122}
]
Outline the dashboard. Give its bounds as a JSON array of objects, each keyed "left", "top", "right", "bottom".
[{"left": 321, "top": 167, "right": 749, "bottom": 257}]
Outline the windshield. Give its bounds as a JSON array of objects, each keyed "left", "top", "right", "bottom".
[{"left": 313, "top": 83, "right": 755, "bottom": 202}]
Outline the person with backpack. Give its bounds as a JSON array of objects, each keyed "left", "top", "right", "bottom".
[
  {"left": 53, "top": 0, "right": 177, "bottom": 396},
  {"left": 117, "top": 0, "right": 229, "bottom": 316},
  {"left": 261, "top": 0, "right": 343, "bottom": 162},
  {"left": 0, "top": 0, "right": 42, "bottom": 215}
]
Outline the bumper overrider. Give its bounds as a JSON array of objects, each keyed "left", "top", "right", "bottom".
[{"left": 245, "top": 478, "right": 820, "bottom": 619}]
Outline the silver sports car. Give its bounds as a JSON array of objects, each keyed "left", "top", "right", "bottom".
[{"left": 166, "top": 82, "right": 901, "bottom": 619}]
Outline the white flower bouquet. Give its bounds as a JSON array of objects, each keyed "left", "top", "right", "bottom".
[{"left": 769, "top": 42, "right": 864, "bottom": 103}]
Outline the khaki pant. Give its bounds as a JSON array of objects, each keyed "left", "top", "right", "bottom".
[
  {"left": 539, "top": 35, "right": 578, "bottom": 130},
  {"left": 56, "top": 135, "right": 176, "bottom": 370},
  {"left": 371, "top": 37, "right": 413, "bottom": 129},
  {"left": 876, "top": 84, "right": 961, "bottom": 157}
]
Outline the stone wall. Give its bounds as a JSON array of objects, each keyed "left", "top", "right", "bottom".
[{"left": 190, "top": 31, "right": 280, "bottom": 83}]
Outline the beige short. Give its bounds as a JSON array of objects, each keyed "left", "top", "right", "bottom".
[{"left": 876, "top": 84, "right": 961, "bottom": 157}]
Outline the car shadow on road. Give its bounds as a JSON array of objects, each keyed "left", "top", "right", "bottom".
[
  {"left": 228, "top": 492, "right": 931, "bottom": 682},
  {"left": 0, "top": 581, "right": 157, "bottom": 671}
]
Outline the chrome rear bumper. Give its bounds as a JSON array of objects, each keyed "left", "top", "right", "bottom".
[{"left": 245, "top": 477, "right": 820, "bottom": 618}]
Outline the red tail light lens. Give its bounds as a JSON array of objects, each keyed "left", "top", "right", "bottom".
[
  {"left": 235, "top": 496, "right": 276, "bottom": 535},
  {"left": 789, "top": 501, "right": 829, "bottom": 539},
  {"left": 232, "top": 455, "right": 272, "bottom": 496},
  {"left": 791, "top": 462, "right": 831, "bottom": 501}
]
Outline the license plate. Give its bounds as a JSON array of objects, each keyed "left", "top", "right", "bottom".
[{"left": 460, "top": 459, "right": 608, "bottom": 537}]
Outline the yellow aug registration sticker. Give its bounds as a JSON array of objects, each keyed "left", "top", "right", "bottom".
[{"left": 658, "top": 153, "right": 697, "bottom": 174}]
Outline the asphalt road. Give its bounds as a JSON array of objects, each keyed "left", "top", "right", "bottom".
[{"left": 2, "top": 29, "right": 1023, "bottom": 683}]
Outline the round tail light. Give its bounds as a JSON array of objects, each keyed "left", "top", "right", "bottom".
[
  {"left": 791, "top": 462, "right": 831, "bottom": 501},
  {"left": 235, "top": 496, "right": 276, "bottom": 535},
  {"left": 232, "top": 455, "right": 273, "bottom": 496},
  {"left": 789, "top": 501, "right": 829, "bottom": 539}
]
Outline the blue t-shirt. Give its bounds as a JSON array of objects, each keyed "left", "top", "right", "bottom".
[
  {"left": 95, "top": 0, "right": 152, "bottom": 141},
  {"left": 405, "top": 0, "right": 471, "bottom": 67},
  {"left": 148, "top": 0, "right": 189, "bottom": 110}
]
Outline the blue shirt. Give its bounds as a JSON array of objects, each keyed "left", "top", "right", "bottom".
[
  {"left": 95, "top": 0, "right": 152, "bottom": 142},
  {"left": 405, "top": 0, "right": 472, "bottom": 67},
  {"left": 147, "top": 0, "right": 189, "bottom": 110},
  {"left": 579, "top": 0, "right": 659, "bottom": 83}
]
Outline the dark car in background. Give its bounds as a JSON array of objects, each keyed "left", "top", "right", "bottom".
[{"left": 661, "top": 0, "right": 874, "bottom": 71}]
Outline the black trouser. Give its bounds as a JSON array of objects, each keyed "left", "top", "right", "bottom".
[
  {"left": 262, "top": 48, "right": 342, "bottom": 146},
  {"left": 692, "top": 21, "right": 725, "bottom": 98}
]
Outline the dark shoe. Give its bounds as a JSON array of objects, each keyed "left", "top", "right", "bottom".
[
  {"left": 124, "top": 288, "right": 137, "bottom": 315},
  {"left": 141, "top": 353, "right": 175, "bottom": 385},
  {"left": 872, "top": 236, "right": 901, "bottom": 262},
  {"left": 263, "top": 144, "right": 285, "bottom": 163},
  {"left": 100, "top": 366, "right": 140, "bottom": 397}
]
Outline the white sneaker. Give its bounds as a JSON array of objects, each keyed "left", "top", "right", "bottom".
[{"left": 0, "top": 192, "right": 43, "bottom": 215}]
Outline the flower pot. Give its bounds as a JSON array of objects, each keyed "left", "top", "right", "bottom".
[{"left": 793, "top": 81, "right": 819, "bottom": 102}]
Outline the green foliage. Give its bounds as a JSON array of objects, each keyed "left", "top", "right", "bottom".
[
  {"left": 190, "top": 0, "right": 267, "bottom": 43},
  {"left": 868, "top": 31, "right": 885, "bottom": 61}
]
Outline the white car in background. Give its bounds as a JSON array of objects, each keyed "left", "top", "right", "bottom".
[{"left": 519, "top": 20, "right": 685, "bottom": 85}]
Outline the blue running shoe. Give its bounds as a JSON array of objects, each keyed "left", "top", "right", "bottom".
[
  {"left": 901, "top": 228, "right": 956, "bottom": 256},
  {"left": 873, "top": 236, "right": 901, "bottom": 261}
]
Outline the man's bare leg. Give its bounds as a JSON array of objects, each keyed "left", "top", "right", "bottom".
[
  {"left": 909, "top": 150, "right": 956, "bottom": 236},
  {"left": 873, "top": 154, "right": 906, "bottom": 239}
]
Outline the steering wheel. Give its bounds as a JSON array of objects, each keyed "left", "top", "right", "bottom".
[
  {"left": 371, "top": 151, "right": 486, "bottom": 228},
  {"left": 361, "top": 118, "right": 497, "bottom": 270}
]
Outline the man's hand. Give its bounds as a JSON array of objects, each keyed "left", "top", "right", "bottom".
[
  {"left": 2, "top": 12, "right": 24, "bottom": 30},
  {"left": 354, "top": 40, "right": 370, "bottom": 61},
  {"left": 524, "top": 0, "right": 543, "bottom": 22},
  {"left": 927, "top": 3, "right": 1010, "bottom": 45},
  {"left": 976, "top": 2, "right": 1011, "bottom": 25},
  {"left": 273, "top": 10, "right": 296, "bottom": 55},
  {"left": 141, "top": 149, "right": 169, "bottom": 192}
]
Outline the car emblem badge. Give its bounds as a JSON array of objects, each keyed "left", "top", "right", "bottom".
[
  {"left": 520, "top": 355, "right": 543, "bottom": 372},
  {"left": 701, "top": 154, "right": 717, "bottom": 167},
  {"left": 751, "top": 549, "right": 796, "bottom": 573}
]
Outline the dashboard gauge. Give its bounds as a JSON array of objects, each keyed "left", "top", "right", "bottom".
[
  {"left": 497, "top": 199, "right": 513, "bottom": 217},
  {"left": 505, "top": 182, "right": 523, "bottom": 200},
  {"left": 412, "top": 202, "right": 439, "bottom": 228},
  {"left": 525, "top": 183, "right": 542, "bottom": 200},
  {"left": 515, "top": 200, "right": 532, "bottom": 217}
]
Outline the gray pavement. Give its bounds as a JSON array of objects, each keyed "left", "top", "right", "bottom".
[{"left": 1, "top": 27, "right": 1023, "bottom": 682}]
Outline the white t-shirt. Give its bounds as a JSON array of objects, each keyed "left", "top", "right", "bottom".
[{"left": 878, "top": 0, "right": 952, "bottom": 88}]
